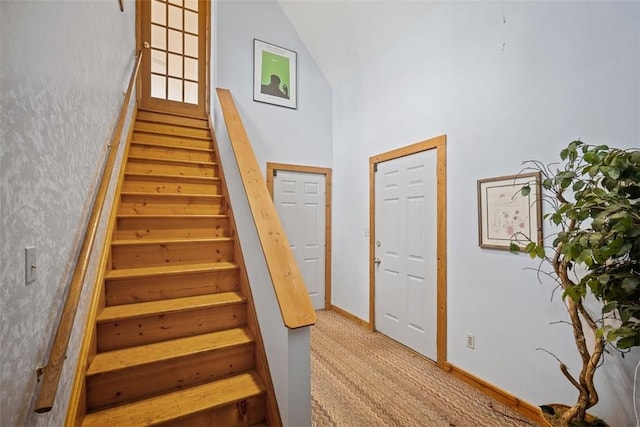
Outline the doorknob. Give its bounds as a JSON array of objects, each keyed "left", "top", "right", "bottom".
[
  {"left": 374, "top": 257, "right": 381, "bottom": 266},
  {"left": 143, "top": 41, "right": 150, "bottom": 49}
]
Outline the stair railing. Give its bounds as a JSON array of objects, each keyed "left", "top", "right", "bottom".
[
  {"left": 34, "top": 51, "right": 143, "bottom": 414},
  {"left": 215, "top": 88, "right": 316, "bottom": 329}
]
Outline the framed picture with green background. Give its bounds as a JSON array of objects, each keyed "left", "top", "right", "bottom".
[{"left": 253, "top": 39, "right": 297, "bottom": 109}]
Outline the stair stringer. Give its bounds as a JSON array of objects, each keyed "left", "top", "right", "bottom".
[{"left": 209, "top": 123, "right": 282, "bottom": 427}]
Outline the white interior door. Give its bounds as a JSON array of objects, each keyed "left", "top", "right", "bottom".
[
  {"left": 274, "top": 170, "right": 326, "bottom": 310},
  {"left": 374, "top": 149, "right": 438, "bottom": 360}
]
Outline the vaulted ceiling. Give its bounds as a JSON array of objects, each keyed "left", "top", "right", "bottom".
[{"left": 278, "top": 0, "right": 436, "bottom": 87}]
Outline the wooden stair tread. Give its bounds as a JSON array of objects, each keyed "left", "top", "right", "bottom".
[
  {"left": 97, "top": 291, "right": 246, "bottom": 322},
  {"left": 127, "top": 155, "right": 217, "bottom": 167},
  {"left": 81, "top": 371, "right": 265, "bottom": 426},
  {"left": 130, "top": 140, "right": 214, "bottom": 153},
  {"left": 87, "top": 327, "right": 254, "bottom": 376},
  {"left": 116, "top": 214, "right": 227, "bottom": 220},
  {"left": 137, "top": 108, "right": 208, "bottom": 120},
  {"left": 125, "top": 171, "right": 220, "bottom": 181},
  {"left": 136, "top": 110, "right": 209, "bottom": 129},
  {"left": 120, "top": 191, "right": 222, "bottom": 199},
  {"left": 132, "top": 126, "right": 211, "bottom": 141},
  {"left": 111, "top": 236, "right": 233, "bottom": 245},
  {"left": 105, "top": 261, "right": 239, "bottom": 280}
]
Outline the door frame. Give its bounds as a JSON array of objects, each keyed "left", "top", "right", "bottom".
[
  {"left": 369, "top": 134, "right": 447, "bottom": 367},
  {"left": 136, "top": 0, "right": 211, "bottom": 116},
  {"left": 266, "top": 163, "right": 332, "bottom": 310}
]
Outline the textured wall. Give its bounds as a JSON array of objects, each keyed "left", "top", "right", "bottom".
[{"left": 0, "top": 1, "right": 135, "bottom": 425}]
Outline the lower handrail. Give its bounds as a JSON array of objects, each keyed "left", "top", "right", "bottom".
[{"left": 33, "top": 50, "right": 143, "bottom": 413}]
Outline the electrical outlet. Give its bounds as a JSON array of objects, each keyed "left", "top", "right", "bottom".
[{"left": 466, "top": 333, "right": 476, "bottom": 349}]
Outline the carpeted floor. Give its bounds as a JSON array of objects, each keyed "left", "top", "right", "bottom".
[{"left": 310, "top": 310, "right": 538, "bottom": 427}]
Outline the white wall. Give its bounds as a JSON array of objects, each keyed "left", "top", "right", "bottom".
[
  {"left": 331, "top": 2, "right": 639, "bottom": 425},
  {"left": 214, "top": 0, "right": 332, "bottom": 173},
  {"left": 0, "top": 1, "right": 135, "bottom": 425}
]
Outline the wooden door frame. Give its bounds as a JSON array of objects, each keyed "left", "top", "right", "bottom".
[
  {"left": 369, "top": 134, "right": 447, "bottom": 367},
  {"left": 266, "top": 163, "right": 332, "bottom": 310},
  {"left": 135, "top": 0, "right": 211, "bottom": 117}
]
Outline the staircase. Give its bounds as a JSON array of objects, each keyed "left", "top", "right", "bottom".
[{"left": 76, "top": 109, "right": 275, "bottom": 426}]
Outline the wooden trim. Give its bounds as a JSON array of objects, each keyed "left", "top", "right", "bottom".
[
  {"left": 328, "top": 305, "right": 370, "bottom": 329},
  {"left": 368, "top": 135, "right": 447, "bottom": 365},
  {"left": 211, "top": 120, "right": 281, "bottom": 427},
  {"left": 34, "top": 52, "right": 143, "bottom": 414},
  {"left": 266, "top": 162, "right": 332, "bottom": 310},
  {"left": 216, "top": 88, "right": 316, "bottom": 329},
  {"left": 66, "top": 105, "right": 141, "bottom": 426},
  {"left": 443, "top": 362, "right": 548, "bottom": 426}
]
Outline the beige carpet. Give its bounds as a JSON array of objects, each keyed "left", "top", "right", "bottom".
[{"left": 311, "top": 310, "right": 538, "bottom": 427}]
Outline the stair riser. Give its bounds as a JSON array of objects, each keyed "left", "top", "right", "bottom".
[
  {"left": 96, "top": 303, "right": 247, "bottom": 352},
  {"left": 132, "top": 132, "right": 211, "bottom": 150},
  {"left": 118, "top": 194, "right": 223, "bottom": 215},
  {"left": 154, "top": 394, "right": 267, "bottom": 427},
  {"left": 129, "top": 144, "right": 214, "bottom": 162},
  {"left": 86, "top": 344, "right": 255, "bottom": 410},
  {"left": 105, "top": 269, "right": 240, "bottom": 305},
  {"left": 135, "top": 121, "right": 211, "bottom": 140},
  {"left": 135, "top": 111, "right": 209, "bottom": 129},
  {"left": 122, "top": 176, "right": 220, "bottom": 195},
  {"left": 114, "top": 216, "right": 230, "bottom": 241},
  {"left": 126, "top": 160, "right": 217, "bottom": 178},
  {"left": 111, "top": 240, "right": 234, "bottom": 270}
]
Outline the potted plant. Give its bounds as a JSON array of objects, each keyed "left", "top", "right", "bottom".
[{"left": 510, "top": 141, "right": 640, "bottom": 426}]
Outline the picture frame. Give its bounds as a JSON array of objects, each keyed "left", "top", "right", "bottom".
[
  {"left": 253, "top": 39, "right": 297, "bottom": 109},
  {"left": 477, "top": 172, "right": 542, "bottom": 250}
]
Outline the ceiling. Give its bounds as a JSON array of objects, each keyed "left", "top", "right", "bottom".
[{"left": 277, "top": 0, "right": 436, "bottom": 87}]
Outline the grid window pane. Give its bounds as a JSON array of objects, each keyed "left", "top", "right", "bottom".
[
  {"left": 151, "top": 49, "right": 167, "bottom": 74},
  {"left": 151, "top": 75, "right": 166, "bottom": 99},
  {"left": 185, "top": 10, "right": 198, "bottom": 35},
  {"left": 184, "top": 81, "right": 198, "bottom": 104},
  {"left": 185, "top": 34, "right": 198, "bottom": 58},
  {"left": 168, "top": 53, "right": 183, "bottom": 78},
  {"left": 151, "top": 24, "right": 166, "bottom": 50},
  {"left": 168, "top": 77, "right": 182, "bottom": 101},
  {"left": 168, "top": 0, "right": 183, "bottom": 6},
  {"left": 184, "top": 57, "right": 198, "bottom": 81},
  {"left": 151, "top": 0, "right": 166, "bottom": 25},
  {"left": 168, "top": 5, "right": 182, "bottom": 30},
  {"left": 185, "top": 0, "right": 198, "bottom": 12},
  {"left": 168, "top": 29, "right": 182, "bottom": 54}
]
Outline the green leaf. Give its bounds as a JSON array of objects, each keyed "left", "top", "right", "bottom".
[
  {"left": 521, "top": 185, "right": 531, "bottom": 196},
  {"left": 601, "top": 302, "right": 617, "bottom": 314},
  {"left": 622, "top": 277, "right": 640, "bottom": 293},
  {"left": 509, "top": 243, "right": 521, "bottom": 253}
]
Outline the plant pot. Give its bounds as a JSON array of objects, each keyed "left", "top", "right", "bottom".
[{"left": 539, "top": 404, "right": 609, "bottom": 427}]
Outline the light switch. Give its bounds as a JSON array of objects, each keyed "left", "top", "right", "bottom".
[{"left": 25, "top": 246, "right": 36, "bottom": 285}]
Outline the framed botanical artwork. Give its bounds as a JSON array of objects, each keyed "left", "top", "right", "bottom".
[
  {"left": 477, "top": 172, "right": 542, "bottom": 250},
  {"left": 253, "top": 39, "right": 297, "bottom": 109}
]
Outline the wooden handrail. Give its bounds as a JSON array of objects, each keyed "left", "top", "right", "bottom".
[
  {"left": 216, "top": 88, "right": 316, "bottom": 329},
  {"left": 34, "top": 51, "right": 143, "bottom": 413}
]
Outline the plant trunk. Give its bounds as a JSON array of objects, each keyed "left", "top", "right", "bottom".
[
  {"left": 553, "top": 249, "right": 605, "bottom": 426},
  {"left": 558, "top": 296, "right": 604, "bottom": 425}
]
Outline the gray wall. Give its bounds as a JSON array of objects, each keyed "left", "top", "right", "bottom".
[
  {"left": 0, "top": 1, "right": 135, "bottom": 425},
  {"left": 331, "top": 2, "right": 639, "bottom": 425},
  {"left": 213, "top": 1, "right": 332, "bottom": 423},
  {"left": 214, "top": 0, "right": 333, "bottom": 173}
]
